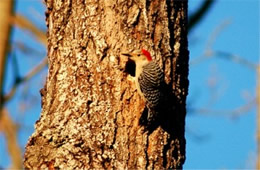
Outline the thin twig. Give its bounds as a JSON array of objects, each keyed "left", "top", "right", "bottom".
[
  {"left": 190, "top": 19, "right": 258, "bottom": 71},
  {"left": 10, "top": 14, "right": 47, "bottom": 45},
  {"left": 3, "top": 57, "right": 47, "bottom": 103},
  {"left": 13, "top": 41, "right": 46, "bottom": 57},
  {"left": 214, "top": 50, "right": 259, "bottom": 71},
  {"left": 190, "top": 19, "right": 231, "bottom": 65},
  {"left": 188, "top": 98, "right": 257, "bottom": 118}
]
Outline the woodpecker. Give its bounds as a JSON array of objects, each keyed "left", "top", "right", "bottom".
[{"left": 122, "top": 49, "right": 165, "bottom": 124}]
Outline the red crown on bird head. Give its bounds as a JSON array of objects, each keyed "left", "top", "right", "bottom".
[{"left": 141, "top": 49, "right": 152, "bottom": 61}]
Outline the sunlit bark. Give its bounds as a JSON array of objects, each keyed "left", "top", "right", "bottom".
[{"left": 24, "top": 0, "right": 189, "bottom": 169}]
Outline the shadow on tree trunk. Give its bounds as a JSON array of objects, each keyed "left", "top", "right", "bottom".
[{"left": 125, "top": 58, "right": 186, "bottom": 168}]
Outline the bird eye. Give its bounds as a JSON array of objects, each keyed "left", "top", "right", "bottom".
[{"left": 137, "top": 54, "right": 140, "bottom": 57}]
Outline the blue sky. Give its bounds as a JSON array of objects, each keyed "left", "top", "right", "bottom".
[
  {"left": 0, "top": 0, "right": 259, "bottom": 168},
  {"left": 186, "top": 0, "right": 258, "bottom": 168}
]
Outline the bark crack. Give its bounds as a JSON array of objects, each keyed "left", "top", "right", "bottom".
[
  {"left": 145, "top": 134, "right": 149, "bottom": 169},
  {"left": 110, "top": 111, "right": 119, "bottom": 149},
  {"left": 162, "top": 136, "right": 170, "bottom": 167}
]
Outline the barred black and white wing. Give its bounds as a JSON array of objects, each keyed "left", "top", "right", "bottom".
[{"left": 138, "top": 61, "right": 164, "bottom": 122}]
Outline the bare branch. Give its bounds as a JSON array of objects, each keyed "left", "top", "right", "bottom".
[
  {"left": 257, "top": 67, "right": 260, "bottom": 169},
  {"left": 0, "top": 0, "right": 14, "bottom": 110},
  {"left": 190, "top": 19, "right": 258, "bottom": 71},
  {"left": 10, "top": 14, "right": 47, "bottom": 45},
  {"left": 12, "top": 41, "right": 46, "bottom": 57},
  {"left": 188, "top": 0, "right": 216, "bottom": 32},
  {"left": 0, "top": 108, "right": 22, "bottom": 169},
  {"left": 3, "top": 57, "right": 47, "bottom": 103}
]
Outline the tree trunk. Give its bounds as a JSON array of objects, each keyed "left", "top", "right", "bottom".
[{"left": 24, "top": 0, "right": 189, "bottom": 169}]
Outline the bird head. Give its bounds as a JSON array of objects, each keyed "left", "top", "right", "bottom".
[{"left": 122, "top": 49, "right": 152, "bottom": 63}]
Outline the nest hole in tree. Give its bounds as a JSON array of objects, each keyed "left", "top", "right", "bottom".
[{"left": 124, "top": 59, "right": 136, "bottom": 77}]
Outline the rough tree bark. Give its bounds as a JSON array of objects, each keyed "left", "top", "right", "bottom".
[{"left": 24, "top": 0, "right": 189, "bottom": 169}]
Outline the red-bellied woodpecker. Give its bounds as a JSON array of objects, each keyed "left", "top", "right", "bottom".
[{"left": 122, "top": 49, "right": 165, "bottom": 123}]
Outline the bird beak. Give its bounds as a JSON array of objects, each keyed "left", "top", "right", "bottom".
[
  {"left": 121, "top": 53, "right": 136, "bottom": 61},
  {"left": 121, "top": 53, "right": 132, "bottom": 57}
]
